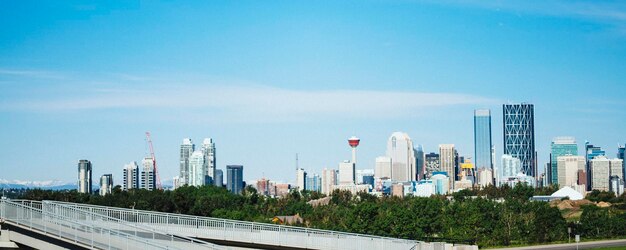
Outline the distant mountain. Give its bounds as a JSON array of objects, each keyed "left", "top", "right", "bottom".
[{"left": 0, "top": 179, "right": 79, "bottom": 190}]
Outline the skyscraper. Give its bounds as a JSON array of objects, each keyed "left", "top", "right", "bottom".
[
  {"left": 77, "top": 159, "right": 92, "bottom": 194},
  {"left": 296, "top": 168, "right": 307, "bottom": 191},
  {"left": 305, "top": 174, "right": 321, "bottom": 192},
  {"left": 214, "top": 169, "right": 224, "bottom": 187},
  {"left": 550, "top": 137, "right": 578, "bottom": 185},
  {"left": 202, "top": 138, "right": 216, "bottom": 185},
  {"left": 122, "top": 161, "right": 139, "bottom": 190},
  {"left": 374, "top": 156, "right": 392, "bottom": 179},
  {"left": 556, "top": 155, "right": 585, "bottom": 188},
  {"left": 226, "top": 165, "right": 244, "bottom": 194},
  {"left": 590, "top": 156, "right": 610, "bottom": 191},
  {"left": 474, "top": 109, "right": 493, "bottom": 174},
  {"left": 424, "top": 153, "right": 440, "bottom": 179},
  {"left": 141, "top": 157, "right": 156, "bottom": 190},
  {"left": 321, "top": 168, "right": 338, "bottom": 195},
  {"left": 585, "top": 142, "right": 605, "bottom": 190},
  {"left": 439, "top": 144, "right": 456, "bottom": 189},
  {"left": 501, "top": 155, "right": 522, "bottom": 179},
  {"left": 619, "top": 144, "right": 625, "bottom": 183},
  {"left": 386, "top": 132, "right": 416, "bottom": 182},
  {"left": 179, "top": 138, "right": 194, "bottom": 186},
  {"left": 188, "top": 151, "right": 206, "bottom": 187},
  {"left": 503, "top": 103, "right": 536, "bottom": 178},
  {"left": 415, "top": 145, "right": 425, "bottom": 181},
  {"left": 99, "top": 174, "right": 113, "bottom": 196},
  {"left": 338, "top": 161, "right": 355, "bottom": 184}
]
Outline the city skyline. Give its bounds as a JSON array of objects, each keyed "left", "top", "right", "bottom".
[{"left": 1, "top": 1, "right": 626, "bottom": 184}]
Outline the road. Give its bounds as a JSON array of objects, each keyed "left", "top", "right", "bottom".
[{"left": 492, "top": 239, "right": 626, "bottom": 250}]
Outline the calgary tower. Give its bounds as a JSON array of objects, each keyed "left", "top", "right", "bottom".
[{"left": 348, "top": 136, "right": 360, "bottom": 165}]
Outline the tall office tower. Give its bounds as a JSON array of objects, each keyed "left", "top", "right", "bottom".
[
  {"left": 339, "top": 160, "right": 355, "bottom": 184},
  {"left": 610, "top": 158, "right": 624, "bottom": 180},
  {"left": 501, "top": 155, "right": 522, "bottom": 180},
  {"left": 179, "top": 138, "right": 194, "bottom": 186},
  {"left": 214, "top": 169, "right": 224, "bottom": 187},
  {"left": 415, "top": 145, "right": 425, "bottom": 180},
  {"left": 256, "top": 178, "right": 270, "bottom": 195},
  {"left": 590, "top": 156, "right": 610, "bottom": 191},
  {"left": 425, "top": 153, "right": 440, "bottom": 178},
  {"left": 491, "top": 146, "right": 497, "bottom": 183},
  {"left": 455, "top": 154, "right": 463, "bottom": 181},
  {"left": 585, "top": 142, "right": 605, "bottom": 190},
  {"left": 122, "top": 161, "right": 139, "bottom": 190},
  {"left": 226, "top": 165, "right": 244, "bottom": 194},
  {"left": 141, "top": 157, "right": 156, "bottom": 190},
  {"left": 321, "top": 168, "right": 338, "bottom": 195},
  {"left": 355, "top": 169, "right": 375, "bottom": 184},
  {"left": 439, "top": 144, "right": 456, "bottom": 189},
  {"left": 550, "top": 137, "right": 578, "bottom": 185},
  {"left": 617, "top": 145, "right": 625, "bottom": 181},
  {"left": 503, "top": 103, "right": 536, "bottom": 178},
  {"left": 556, "top": 156, "right": 585, "bottom": 187},
  {"left": 77, "top": 159, "right": 93, "bottom": 194},
  {"left": 188, "top": 151, "right": 206, "bottom": 187},
  {"left": 99, "top": 174, "right": 113, "bottom": 196},
  {"left": 296, "top": 168, "right": 307, "bottom": 191},
  {"left": 202, "top": 138, "right": 216, "bottom": 185},
  {"left": 172, "top": 176, "right": 180, "bottom": 189},
  {"left": 305, "top": 174, "right": 322, "bottom": 192},
  {"left": 474, "top": 109, "right": 493, "bottom": 173},
  {"left": 386, "top": 132, "right": 416, "bottom": 182},
  {"left": 375, "top": 156, "right": 392, "bottom": 179}
]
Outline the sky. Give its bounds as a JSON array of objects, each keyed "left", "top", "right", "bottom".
[{"left": 1, "top": 0, "right": 625, "bottom": 184}]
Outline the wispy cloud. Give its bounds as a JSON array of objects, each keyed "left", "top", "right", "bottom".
[
  {"left": 428, "top": 0, "right": 626, "bottom": 29},
  {"left": 1, "top": 84, "right": 498, "bottom": 122},
  {"left": 0, "top": 69, "right": 66, "bottom": 79}
]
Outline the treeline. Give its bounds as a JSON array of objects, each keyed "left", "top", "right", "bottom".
[{"left": 17, "top": 184, "right": 626, "bottom": 248}]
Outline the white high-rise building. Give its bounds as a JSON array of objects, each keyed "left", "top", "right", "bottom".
[
  {"left": 122, "top": 161, "right": 140, "bottom": 190},
  {"left": 476, "top": 168, "right": 493, "bottom": 188},
  {"left": 375, "top": 156, "right": 392, "bottom": 179},
  {"left": 296, "top": 168, "right": 307, "bottom": 192},
  {"left": 99, "top": 174, "right": 113, "bottom": 196},
  {"left": 141, "top": 157, "right": 156, "bottom": 190},
  {"left": 321, "top": 168, "right": 338, "bottom": 195},
  {"left": 339, "top": 160, "right": 355, "bottom": 185},
  {"left": 610, "top": 158, "right": 624, "bottom": 180},
  {"left": 179, "top": 138, "right": 194, "bottom": 186},
  {"left": 202, "top": 138, "right": 216, "bottom": 185},
  {"left": 188, "top": 151, "right": 206, "bottom": 187},
  {"left": 590, "top": 156, "right": 610, "bottom": 191},
  {"left": 386, "top": 132, "right": 416, "bottom": 182},
  {"left": 77, "top": 159, "right": 92, "bottom": 194},
  {"left": 557, "top": 155, "right": 585, "bottom": 187},
  {"left": 500, "top": 155, "right": 522, "bottom": 186},
  {"left": 439, "top": 144, "right": 456, "bottom": 189}
]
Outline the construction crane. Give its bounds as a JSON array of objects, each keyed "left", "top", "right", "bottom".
[{"left": 145, "top": 132, "right": 162, "bottom": 190}]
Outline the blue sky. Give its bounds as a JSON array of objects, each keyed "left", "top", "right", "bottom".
[{"left": 1, "top": 0, "right": 625, "bottom": 184}]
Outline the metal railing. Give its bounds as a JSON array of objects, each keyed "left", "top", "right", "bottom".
[
  {"left": 41, "top": 200, "right": 225, "bottom": 250},
  {"left": 46, "top": 200, "right": 419, "bottom": 250},
  {"left": 0, "top": 199, "right": 171, "bottom": 249}
]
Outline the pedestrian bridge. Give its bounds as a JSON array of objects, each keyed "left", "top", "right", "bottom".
[{"left": 1, "top": 199, "right": 477, "bottom": 250}]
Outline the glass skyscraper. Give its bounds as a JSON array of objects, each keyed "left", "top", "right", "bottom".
[
  {"left": 503, "top": 103, "right": 536, "bottom": 178},
  {"left": 619, "top": 144, "right": 625, "bottom": 181},
  {"left": 226, "top": 165, "right": 244, "bottom": 194},
  {"left": 550, "top": 137, "right": 578, "bottom": 185},
  {"left": 474, "top": 109, "right": 493, "bottom": 171}
]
